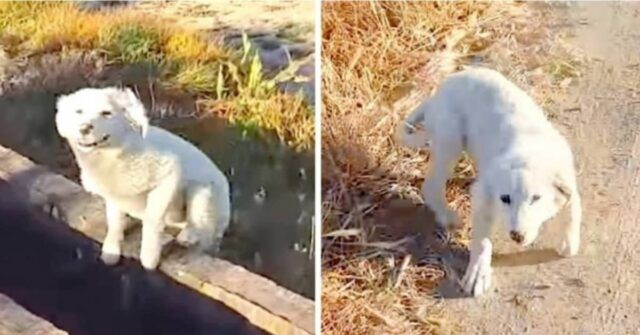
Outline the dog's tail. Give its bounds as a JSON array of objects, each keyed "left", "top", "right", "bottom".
[
  {"left": 185, "top": 182, "right": 231, "bottom": 253},
  {"left": 396, "top": 99, "right": 432, "bottom": 149}
]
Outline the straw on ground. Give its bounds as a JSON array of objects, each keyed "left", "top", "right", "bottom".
[{"left": 321, "top": 2, "right": 580, "bottom": 334}]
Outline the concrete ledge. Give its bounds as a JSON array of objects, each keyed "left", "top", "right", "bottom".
[
  {"left": 0, "top": 294, "right": 67, "bottom": 335},
  {"left": 0, "top": 145, "right": 314, "bottom": 335}
]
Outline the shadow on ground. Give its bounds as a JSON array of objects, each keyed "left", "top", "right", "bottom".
[{"left": 322, "top": 136, "right": 567, "bottom": 300}]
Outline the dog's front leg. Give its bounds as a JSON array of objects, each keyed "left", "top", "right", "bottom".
[
  {"left": 80, "top": 171, "right": 99, "bottom": 195},
  {"left": 140, "top": 173, "right": 180, "bottom": 270},
  {"left": 101, "top": 201, "right": 127, "bottom": 265},
  {"left": 461, "top": 189, "right": 494, "bottom": 296},
  {"left": 560, "top": 191, "right": 582, "bottom": 257}
]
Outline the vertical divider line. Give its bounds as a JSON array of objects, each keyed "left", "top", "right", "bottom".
[{"left": 313, "top": 0, "right": 323, "bottom": 334}]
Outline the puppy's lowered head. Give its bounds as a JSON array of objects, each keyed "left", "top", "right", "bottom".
[
  {"left": 481, "top": 160, "right": 573, "bottom": 247},
  {"left": 55, "top": 87, "right": 149, "bottom": 153}
]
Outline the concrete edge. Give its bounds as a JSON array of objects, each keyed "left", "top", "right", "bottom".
[
  {"left": 0, "top": 294, "right": 68, "bottom": 335},
  {"left": 0, "top": 145, "right": 314, "bottom": 335}
]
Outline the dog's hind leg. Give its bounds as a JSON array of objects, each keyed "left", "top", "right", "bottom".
[
  {"left": 422, "top": 129, "right": 463, "bottom": 228},
  {"left": 560, "top": 190, "right": 582, "bottom": 257},
  {"left": 140, "top": 173, "right": 179, "bottom": 270},
  {"left": 179, "top": 183, "right": 230, "bottom": 253}
]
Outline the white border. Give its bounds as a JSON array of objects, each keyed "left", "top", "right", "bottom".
[{"left": 313, "top": 0, "right": 322, "bottom": 333}]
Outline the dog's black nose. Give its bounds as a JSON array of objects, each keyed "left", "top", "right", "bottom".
[
  {"left": 509, "top": 231, "right": 524, "bottom": 244},
  {"left": 79, "top": 124, "right": 93, "bottom": 136}
]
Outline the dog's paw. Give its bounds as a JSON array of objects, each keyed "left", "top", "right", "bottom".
[
  {"left": 101, "top": 251, "right": 121, "bottom": 265},
  {"left": 559, "top": 235, "right": 580, "bottom": 257},
  {"left": 176, "top": 227, "right": 199, "bottom": 247},
  {"left": 140, "top": 251, "right": 160, "bottom": 270},
  {"left": 101, "top": 242, "right": 121, "bottom": 265},
  {"left": 461, "top": 257, "right": 492, "bottom": 297},
  {"left": 140, "top": 243, "right": 161, "bottom": 270}
]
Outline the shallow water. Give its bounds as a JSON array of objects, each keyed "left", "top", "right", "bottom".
[
  {"left": 163, "top": 118, "right": 315, "bottom": 298},
  {"left": 0, "top": 55, "right": 315, "bottom": 298}
]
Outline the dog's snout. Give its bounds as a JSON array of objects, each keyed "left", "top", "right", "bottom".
[
  {"left": 79, "top": 123, "right": 93, "bottom": 136},
  {"left": 509, "top": 231, "right": 524, "bottom": 244}
]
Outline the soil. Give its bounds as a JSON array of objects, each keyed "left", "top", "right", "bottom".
[{"left": 443, "top": 2, "right": 640, "bottom": 333}]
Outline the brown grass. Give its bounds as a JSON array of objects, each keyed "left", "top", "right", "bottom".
[{"left": 321, "top": 2, "right": 581, "bottom": 334}]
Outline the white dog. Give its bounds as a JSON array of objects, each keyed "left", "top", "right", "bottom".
[
  {"left": 55, "top": 87, "right": 230, "bottom": 270},
  {"left": 398, "top": 68, "right": 581, "bottom": 296}
]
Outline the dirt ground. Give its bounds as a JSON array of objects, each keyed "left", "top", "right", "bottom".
[
  {"left": 131, "top": 0, "right": 314, "bottom": 40},
  {"left": 444, "top": 2, "right": 640, "bottom": 333}
]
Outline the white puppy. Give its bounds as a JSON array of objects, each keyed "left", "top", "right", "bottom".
[
  {"left": 398, "top": 68, "right": 581, "bottom": 296},
  {"left": 55, "top": 87, "right": 230, "bottom": 270}
]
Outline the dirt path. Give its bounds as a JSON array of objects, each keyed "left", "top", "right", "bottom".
[
  {"left": 445, "top": 3, "right": 640, "bottom": 334},
  {"left": 131, "top": 0, "right": 314, "bottom": 40}
]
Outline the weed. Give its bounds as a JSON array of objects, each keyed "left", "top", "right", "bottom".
[
  {"left": 163, "top": 32, "right": 225, "bottom": 63},
  {"left": 101, "top": 24, "right": 162, "bottom": 63},
  {"left": 169, "top": 62, "right": 226, "bottom": 96}
]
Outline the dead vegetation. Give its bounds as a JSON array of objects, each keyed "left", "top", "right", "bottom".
[{"left": 321, "top": 2, "right": 581, "bottom": 334}]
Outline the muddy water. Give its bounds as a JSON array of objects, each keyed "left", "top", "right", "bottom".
[
  {"left": 0, "top": 55, "right": 315, "bottom": 298},
  {"left": 163, "top": 118, "right": 315, "bottom": 299}
]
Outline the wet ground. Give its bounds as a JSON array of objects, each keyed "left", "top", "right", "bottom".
[
  {"left": 0, "top": 179, "right": 266, "bottom": 335},
  {"left": 0, "top": 54, "right": 315, "bottom": 298}
]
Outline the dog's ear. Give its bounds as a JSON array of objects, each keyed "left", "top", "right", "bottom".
[
  {"left": 108, "top": 87, "right": 149, "bottom": 138},
  {"left": 553, "top": 175, "right": 572, "bottom": 208},
  {"left": 55, "top": 93, "right": 73, "bottom": 138}
]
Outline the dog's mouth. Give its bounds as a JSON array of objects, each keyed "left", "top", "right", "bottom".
[{"left": 77, "top": 135, "right": 110, "bottom": 148}]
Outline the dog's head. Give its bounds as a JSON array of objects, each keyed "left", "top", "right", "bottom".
[
  {"left": 488, "top": 164, "right": 572, "bottom": 246},
  {"left": 55, "top": 87, "right": 149, "bottom": 153}
]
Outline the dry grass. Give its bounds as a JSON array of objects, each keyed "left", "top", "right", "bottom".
[
  {"left": 0, "top": 1, "right": 313, "bottom": 150},
  {"left": 321, "top": 2, "right": 581, "bottom": 334}
]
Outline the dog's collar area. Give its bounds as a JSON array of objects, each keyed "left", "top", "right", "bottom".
[{"left": 77, "top": 135, "right": 110, "bottom": 148}]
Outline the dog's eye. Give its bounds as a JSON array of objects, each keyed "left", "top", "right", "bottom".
[
  {"left": 101, "top": 111, "right": 112, "bottom": 117},
  {"left": 500, "top": 194, "right": 511, "bottom": 205},
  {"left": 531, "top": 194, "right": 541, "bottom": 203}
]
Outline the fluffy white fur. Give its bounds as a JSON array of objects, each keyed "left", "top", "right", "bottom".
[
  {"left": 55, "top": 87, "right": 230, "bottom": 270},
  {"left": 398, "top": 68, "right": 581, "bottom": 296}
]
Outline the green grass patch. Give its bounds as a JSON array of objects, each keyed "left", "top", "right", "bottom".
[{"left": 101, "top": 24, "right": 162, "bottom": 63}]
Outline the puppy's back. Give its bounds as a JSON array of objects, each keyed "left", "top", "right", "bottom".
[
  {"left": 434, "top": 68, "right": 558, "bottom": 165},
  {"left": 437, "top": 67, "right": 545, "bottom": 120},
  {"left": 144, "top": 126, "right": 227, "bottom": 186}
]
